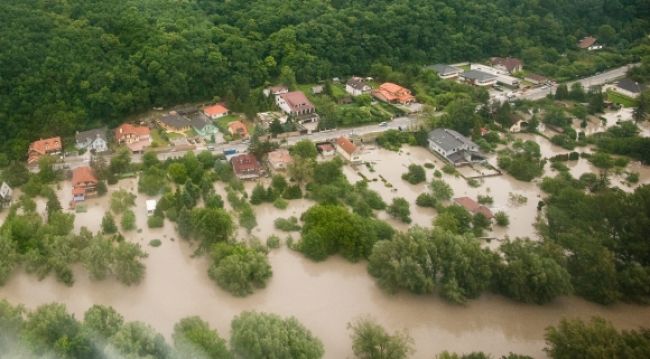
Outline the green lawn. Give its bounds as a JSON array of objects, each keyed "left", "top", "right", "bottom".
[
  {"left": 607, "top": 90, "right": 637, "bottom": 108},
  {"left": 150, "top": 128, "right": 169, "bottom": 146},
  {"left": 215, "top": 114, "right": 240, "bottom": 133}
]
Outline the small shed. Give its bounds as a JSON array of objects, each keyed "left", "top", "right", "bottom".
[{"left": 146, "top": 200, "right": 157, "bottom": 216}]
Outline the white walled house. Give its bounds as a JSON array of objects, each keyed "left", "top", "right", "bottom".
[
  {"left": 75, "top": 128, "right": 109, "bottom": 153},
  {"left": 345, "top": 77, "right": 372, "bottom": 96}
]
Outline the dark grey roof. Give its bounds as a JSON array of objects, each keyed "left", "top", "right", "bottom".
[
  {"left": 160, "top": 114, "right": 190, "bottom": 129},
  {"left": 346, "top": 77, "right": 369, "bottom": 90},
  {"left": 75, "top": 127, "right": 107, "bottom": 143},
  {"left": 461, "top": 70, "right": 497, "bottom": 82},
  {"left": 428, "top": 128, "right": 476, "bottom": 152},
  {"left": 190, "top": 117, "right": 210, "bottom": 131},
  {"left": 616, "top": 78, "right": 646, "bottom": 94},
  {"left": 429, "top": 64, "right": 460, "bottom": 76}
]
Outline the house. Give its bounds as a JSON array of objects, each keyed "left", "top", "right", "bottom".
[
  {"left": 609, "top": 78, "right": 647, "bottom": 99},
  {"left": 427, "top": 129, "right": 486, "bottom": 166},
  {"left": 203, "top": 103, "right": 229, "bottom": 120},
  {"left": 227, "top": 120, "right": 249, "bottom": 139},
  {"left": 578, "top": 36, "right": 602, "bottom": 51},
  {"left": 159, "top": 112, "right": 191, "bottom": 133},
  {"left": 429, "top": 64, "right": 462, "bottom": 79},
  {"left": 276, "top": 91, "right": 316, "bottom": 118},
  {"left": 231, "top": 154, "right": 263, "bottom": 180},
  {"left": 190, "top": 117, "right": 219, "bottom": 141},
  {"left": 75, "top": 128, "right": 109, "bottom": 153},
  {"left": 490, "top": 57, "right": 523, "bottom": 74},
  {"left": 372, "top": 83, "right": 415, "bottom": 104},
  {"left": 256, "top": 111, "right": 288, "bottom": 129},
  {"left": 267, "top": 149, "right": 293, "bottom": 171},
  {"left": 263, "top": 85, "right": 289, "bottom": 97},
  {"left": 312, "top": 85, "right": 324, "bottom": 95},
  {"left": 115, "top": 123, "right": 151, "bottom": 153},
  {"left": 345, "top": 77, "right": 372, "bottom": 96},
  {"left": 335, "top": 137, "right": 361, "bottom": 163},
  {"left": 460, "top": 70, "right": 498, "bottom": 87},
  {"left": 0, "top": 182, "right": 12, "bottom": 207},
  {"left": 317, "top": 143, "right": 336, "bottom": 157},
  {"left": 27, "top": 137, "right": 62, "bottom": 165},
  {"left": 71, "top": 166, "right": 98, "bottom": 203},
  {"left": 454, "top": 197, "right": 494, "bottom": 219},
  {"left": 146, "top": 200, "right": 157, "bottom": 216}
]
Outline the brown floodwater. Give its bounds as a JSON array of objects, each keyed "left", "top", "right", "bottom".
[{"left": 2, "top": 148, "right": 650, "bottom": 358}]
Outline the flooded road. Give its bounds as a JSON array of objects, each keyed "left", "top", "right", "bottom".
[{"left": 2, "top": 145, "right": 650, "bottom": 358}]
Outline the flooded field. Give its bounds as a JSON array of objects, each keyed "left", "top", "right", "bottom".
[{"left": 2, "top": 143, "right": 650, "bottom": 358}]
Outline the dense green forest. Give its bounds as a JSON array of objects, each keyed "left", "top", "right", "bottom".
[{"left": 1, "top": 0, "right": 649, "bottom": 158}]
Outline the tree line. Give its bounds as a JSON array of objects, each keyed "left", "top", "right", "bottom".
[
  {"left": 1, "top": 299, "right": 648, "bottom": 358},
  {"left": 1, "top": 0, "right": 649, "bottom": 158}
]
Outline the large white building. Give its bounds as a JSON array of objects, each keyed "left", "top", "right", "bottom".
[{"left": 427, "top": 128, "right": 485, "bottom": 166}]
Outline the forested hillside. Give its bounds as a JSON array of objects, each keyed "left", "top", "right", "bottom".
[{"left": 1, "top": 0, "right": 649, "bottom": 158}]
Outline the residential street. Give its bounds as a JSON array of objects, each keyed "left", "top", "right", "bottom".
[
  {"left": 61, "top": 116, "right": 419, "bottom": 169},
  {"left": 517, "top": 63, "right": 638, "bottom": 101}
]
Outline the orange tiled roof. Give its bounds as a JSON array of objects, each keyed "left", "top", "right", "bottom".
[
  {"left": 115, "top": 123, "right": 150, "bottom": 142},
  {"left": 28, "top": 137, "right": 62, "bottom": 164},
  {"left": 29, "top": 137, "right": 62, "bottom": 155},
  {"left": 203, "top": 103, "right": 229, "bottom": 116},
  {"left": 336, "top": 137, "right": 357, "bottom": 155},
  {"left": 72, "top": 166, "right": 98, "bottom": 187},
  {"left": 374, "top": 83, "right": 415, "bottom": 104},
  {"left": 228, "top": 120, "right": 249, "bottom": 137}
]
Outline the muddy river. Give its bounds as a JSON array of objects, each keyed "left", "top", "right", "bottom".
[{"left": 1, "top": 143, "right": 650, "bottom": 358}]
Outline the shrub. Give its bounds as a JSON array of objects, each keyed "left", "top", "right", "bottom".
[
  {"left": 120, "top": 210, "right": 136, "bottom": 231},
  {"left": 274, "top": 217, "right": 301, "bottom": 232},
  {"left": 495, "top": 211, "right": 510, "bottom": 227},
  {"left": 266, "top": 235, "right": 281, "bottom": 249},
  {"left": 401, "top": 164, "right": 426, "bottom": 184},
  {"left": 477, "top": 195, "right": 493, "bottom": 205},
  {"left": 147, "top": 215, "right": 164, "bottom": 228},
  {"left": 273, "top": 198, "right": 288, "bottom": 209},
  {"left": 283, "top": 184, "right": 303, "bottom": 199},
  {"left": 149, "top": 239, "right": 162, "bottom": 247},
  {"left": 424, "top": 163, "right": 435, "bottom": 169},
  {"left": 387, "top": 197, "right": 411, "bottom": 224},
  {"left": 416, "top": 193, "right": 436, "bottom": 208}
]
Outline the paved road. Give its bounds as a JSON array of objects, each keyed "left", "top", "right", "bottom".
[
  {"left": 517, "top": 63, "right": 639, "bottom": 101},
  {"left": 60, "top": 116, "right": 419, "bottom": 168}
]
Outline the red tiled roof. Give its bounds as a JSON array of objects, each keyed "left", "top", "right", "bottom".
[
  {"left": 336, "top": 137, "right": 357, "bottom": 155},
  {"left": 318, "top": 143, "right": 335, "bottom": 152},
  {"left": 203, "top": 103, "right": 229, "bottom": 116},
  {"left": 115, "top": 123, "right": 150, "bottom": 142},
  {"left": 578, "top": 36, "right": 597, "bottom": 49},
  {"left": 231, "top": 154, "right": 261, "bottom": 175},
  {"left": 72, "top": 166, "right": 98, "bottom": 187},
  {"left": 454, "top": 197, "right": 494, "bottom": 219},
  {"left": 279, "top": 91, "right": 315, "bottom": 112}
]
